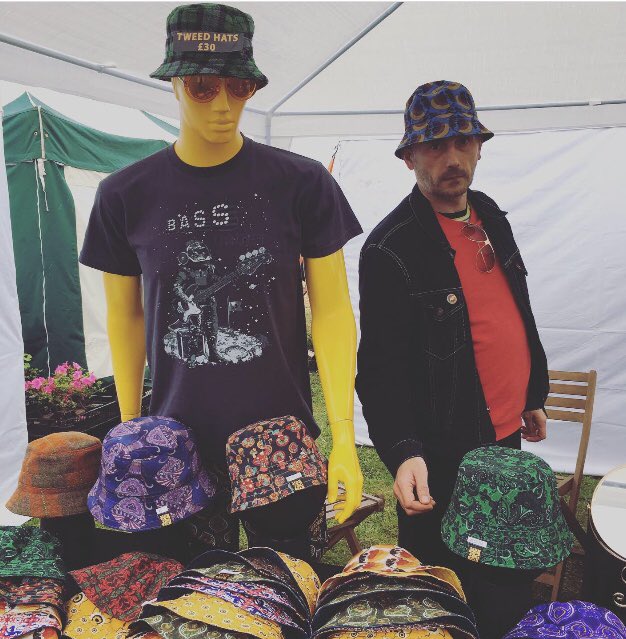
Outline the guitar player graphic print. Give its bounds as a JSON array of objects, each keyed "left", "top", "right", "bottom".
[{"left": 166, "top": 239, "right": 272, "bottom": 368}]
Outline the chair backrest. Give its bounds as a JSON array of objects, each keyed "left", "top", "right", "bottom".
[{"left": 546, "top": 369, "right": 598, "bottom": 507}]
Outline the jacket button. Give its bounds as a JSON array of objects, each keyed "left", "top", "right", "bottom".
[
  {"left": 435, "top": 307, "right": 445, "bottom": 318},
  {"left": 447, "top": 293, "right": 458, "bottom": 305}
]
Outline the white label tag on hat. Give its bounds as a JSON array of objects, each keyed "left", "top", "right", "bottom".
[
  {"left": 286, "top": 472, "right": 303, "bottom": 482},
  {"left": 156, "top": 506, "right": 170, "bottom": 515},
  {"left": 216, "top": 569, "right": 240, "bottom": 577},
  {"left": 467, "top": 536, "right": 487, "bottom": 548}
]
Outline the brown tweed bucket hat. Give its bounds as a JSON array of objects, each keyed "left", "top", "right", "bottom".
[{"left": 6, "top": 432, "right": 102, "bottom": 517}]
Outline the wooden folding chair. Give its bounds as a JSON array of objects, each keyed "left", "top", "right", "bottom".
[
  {"left": 535, "top": 369, "right": 597, "bottom": 600},
  {"left": 325, "top": 486, "right": 385, "bottom": 555}
]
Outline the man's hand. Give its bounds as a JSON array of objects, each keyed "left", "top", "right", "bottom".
[
  {"left": 521, "top": 409, "right": 547, "bottom": 442},
  {"left": 394, "top": 456, "right": 435, "bottom": 515}
]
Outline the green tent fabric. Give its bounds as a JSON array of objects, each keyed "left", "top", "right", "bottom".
[{"left": 3, "top": 92, "right": 171, "bottom": 375}]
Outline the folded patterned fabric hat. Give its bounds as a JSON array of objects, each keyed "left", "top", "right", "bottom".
[
  {"left": 157, "top": 576, "right": 309, "bottom": 638},
  {"left": 184, "top": 551, "right": 308, "bottom": 616},
  {"left": 326, "top": 630, "right": 453, "bottom": 639},
  {"left": 502, "top": 600, "right": 626, "bottom": 639},
  {"left": 242, "top": 547, "right": 321, "bottom": 616},
  {"left": 0, "top": 577, "right": 65, "bottom": 614},
  {"left": 395, "top": 80, "right": 493, "bottom": 159},
  {"left": 227, "top": 415, "right": 328, "bottom": 513},
  {"left": 133, "top": 609, "right": 253, "bottom": 639},
  {"left": 312, "top": 592, "right": 479, "bottom": 639},
  {"left": 69, "top": 552, "right": 183, "bottom": 622},
  {"left": 142, "top": 592, "right": 283, "bottom": 639},
  {"left": 313, "top": 587, "right": 474, "bottom": 632},
  {"left": 0, "top": 601, "right": 63, "bottom": 638},
  {"left": 186, "top": 563, "right": 309, "bottom": 619},
  {"left": 150, "top": 3, "right": 268, "bottom": 87},
  {"left": 0, "top": 527, "right": 65, "bottom": 580},
  {"left": 317, "top": 573, "right": 461, "bottom": 609},
  {"left": 319, "top": 546, "right": 465, "bottom": 602},
  {"left": 64, "top": 591, "right": 130, "bottom": 639},
  {"left": 6, "top": 432, "right": 102, "bottom": 518},
  {"left": 88, "top": 416, "right": 217, "bottom": 531},
  {"left": 441, "top": 447, "right": 574, "bottom": 570}
]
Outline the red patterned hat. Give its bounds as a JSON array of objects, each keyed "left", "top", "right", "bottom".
[{"left": 227, "top": 416, "right": 327, "bottom": 513}]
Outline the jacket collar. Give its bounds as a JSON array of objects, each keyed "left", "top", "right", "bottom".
[{"left": 408, "top": 183, "right": 519, "bottom": 267}]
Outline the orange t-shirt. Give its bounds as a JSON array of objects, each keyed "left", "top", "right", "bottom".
[{"left": 437, "top": 207, "right": 531, "bottom": 440}]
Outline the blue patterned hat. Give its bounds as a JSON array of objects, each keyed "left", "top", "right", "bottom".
[
  {"left": 88, "top": 416, "right": 217, "bottom": 531},
  {"left": 502, "top": 600, "right": 626, "bottom": 638},
  {"left": 395, "top": 81, "right": 493, "bottom": 159}
]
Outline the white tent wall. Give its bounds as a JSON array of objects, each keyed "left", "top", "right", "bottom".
[
  {"left": 0, "top": 101, "right": 28, "bottom": 526},
  {"left": 292, "top": 126, "right": 626, "bottom": 477}
]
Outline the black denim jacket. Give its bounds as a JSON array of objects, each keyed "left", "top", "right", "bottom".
[{"left": 356, "top": 184, "right": 549, "bottom": 477}]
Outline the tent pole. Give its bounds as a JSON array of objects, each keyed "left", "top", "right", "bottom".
[
  {"left": 265, "top": 112, "right": 272, "bottom": 146},
  {"left": 0, "top": 32, "right": 268, "bottom": 115},
  {"left": 266, "top": 2, "right": 403, "bottom": 118}
]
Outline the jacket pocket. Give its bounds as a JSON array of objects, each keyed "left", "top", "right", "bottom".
[{"left": 412, "top": 287, "right": 468, "bottom": 360}]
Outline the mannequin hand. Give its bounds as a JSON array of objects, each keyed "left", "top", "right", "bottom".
[
  {"left": 394, "top": 456, "right": 435, "bottom": 515},
  {"left": 521, "top": 409, "right": 547, "bottom": 442},
  {"left": 327, "top": 421, "right": 363, "bottom": 524}
]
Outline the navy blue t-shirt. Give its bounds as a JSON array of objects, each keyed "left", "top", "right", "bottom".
[{"left": 79, "top": 137, "right": 362, "bottom": 462}]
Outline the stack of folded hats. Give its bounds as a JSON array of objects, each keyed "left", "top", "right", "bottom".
[
  {"left": 502, "top": 600, "right": 626, "bottom": 638},
  {"left": 0, "top": 526, "right": 66, "bottom": 639},
  {"left": 63, "top": 552, "right": 183, "bottom": 639},
  {"left": 130, "top": 547, "right": 321, "bottom": 639},
  {"left": 313, "top": 545, "right": 479, "bottom": 639}
]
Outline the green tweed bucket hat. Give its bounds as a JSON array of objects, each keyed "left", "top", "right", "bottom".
[
  {"left": 151, "top": 3, "right": 268, "bottom": 88},
  {"left": 441, "top": 447, "right": 573, "bottom": 570}
]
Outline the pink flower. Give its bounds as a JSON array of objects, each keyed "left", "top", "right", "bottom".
[
  {"left": 55, "top": 363, "right": 69, "bottom": 375},
  {"left": 24, "top": 381, "right": 31, "bottom": 391},
  {"left": 71, "top": 380, "right": 83, "bottom": 390},
  {"left": 73, "top": 370, "right": 83, "bottom": 381},
  {"left": 82, "top": 373, "right": 97, "bottom": 387},
  {"left": 42, "top": 381, "right": 55, "bottom": 394},
  {"left": 30, "top": 377, "right": 46, "bottom": 390},
  {"left": 73, "top": 362, "right": 82, "bottom": 370}
]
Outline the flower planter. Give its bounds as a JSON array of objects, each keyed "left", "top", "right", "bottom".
[{"left": 26, "top": 382, "right": 152, "bottom": 442}]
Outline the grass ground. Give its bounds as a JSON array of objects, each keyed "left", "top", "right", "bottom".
[{"left": 311, "top": 370, "right": 598, "bottom": 601}]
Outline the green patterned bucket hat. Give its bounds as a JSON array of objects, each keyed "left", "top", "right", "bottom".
[
  {"left": 151, "top": 3, "right": 268, "bottom": 88},
  {"left": 441, "top": 447, "right": 573, "bottom": 570}
]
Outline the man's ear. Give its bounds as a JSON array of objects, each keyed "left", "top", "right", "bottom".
[{"left": 403, "top": 149, "right": 415, "bottom": 170}]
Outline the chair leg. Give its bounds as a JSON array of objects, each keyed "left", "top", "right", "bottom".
[
  {"left": 345, "top": 528, "right": 362, "bottom": 555},
  {"left": 551, "top": 561, "right": 564, "bottom": 601}
]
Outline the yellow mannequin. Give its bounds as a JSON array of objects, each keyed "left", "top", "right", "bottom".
[{"left": 102, "top": 77, "right": 362, "bottom": 523}]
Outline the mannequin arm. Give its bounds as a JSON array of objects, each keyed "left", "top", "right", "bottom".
[
  {"left": 102, "top": 273, "right": 146, "bottom": 421},
  {"left": 305, "top": 249, "right": 363, "bottom": 523}
]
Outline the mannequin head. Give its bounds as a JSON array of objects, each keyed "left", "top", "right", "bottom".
[{"left": 172, "top": 75, "right": 251, "bottom": 146}]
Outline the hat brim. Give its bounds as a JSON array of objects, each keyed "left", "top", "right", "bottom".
[
  {"left": 441, "top": 511, "right": 574, "bottom": 570},
  {"left": 150, "top": 58, "right": 268, "bottom": 89},
  {"left": 395, "top": 121, "right": 494, "bottom": 159},
  {"left": 88, "top": 468, "right": 216, "bottom": 532},
  {"left": 6, "top": 485, "right": 93, "bottom": 518}
]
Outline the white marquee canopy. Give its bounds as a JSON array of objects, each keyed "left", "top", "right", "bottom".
[{"left": 1, "top": 1, "right": 626, "bottom": 143}]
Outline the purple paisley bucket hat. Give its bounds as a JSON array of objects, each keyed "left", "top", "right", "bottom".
[
  {"left": 502, "top": 600, "right": 626, "bottom": 638},
  {"left": 88, "top": 416, "right": 217, "bottom": 531}
]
